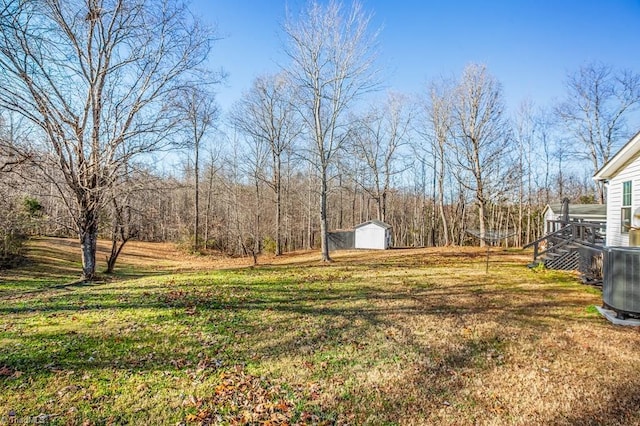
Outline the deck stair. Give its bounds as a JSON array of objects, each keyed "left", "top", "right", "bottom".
[
  {"left": 542, "top": 245, "right": 580, "bottom": 270},
  {"left": 524, "top": 220, "right": 606, "bottom": 280}
]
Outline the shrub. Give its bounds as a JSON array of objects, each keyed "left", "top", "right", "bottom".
[
  {"left": 262, "top": 237, "right": 277, "bottom": 254},
  {"left": 0, "top": 195, "right": 47, "bottom": 268}
]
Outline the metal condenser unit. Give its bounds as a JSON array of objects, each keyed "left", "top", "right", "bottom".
[{"left": 603, "top": 247, "right": 640, "bottom": 317}]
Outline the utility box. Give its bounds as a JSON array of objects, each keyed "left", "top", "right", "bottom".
[{"left": 603, "top": 247, "right": 640, "bottom": 316}]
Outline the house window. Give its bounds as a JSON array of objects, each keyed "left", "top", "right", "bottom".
[{"left": 622, "top": 181, "right": 632, "bottom": 233}]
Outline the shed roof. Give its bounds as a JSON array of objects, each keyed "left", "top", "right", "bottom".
[
  {"left": 594, "top": 130, "right": 640, "bottom": 181},
  {"left": 354, "top": 220, "right": 392, "bottom": 230},
  {"left": 543, "top": 203, "right": 606, "bottom": 219}
]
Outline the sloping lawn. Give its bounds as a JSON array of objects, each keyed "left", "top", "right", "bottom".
[{"left": 1, "top": 240, "right": 639, "bottom": 425}]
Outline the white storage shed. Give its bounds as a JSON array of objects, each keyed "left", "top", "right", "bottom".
[{"left": 354, "top": 220, "right": 392, "bottom": 250}]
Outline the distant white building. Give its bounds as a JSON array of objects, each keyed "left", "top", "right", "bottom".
[
  {"left": 354, "top": 220, "right": 392, "bottom": 250},
  {"left": 542, "top": 203, "right": 606, "bottom": 233},
  {"left": 594, "top": 130, "right": 640, "bottom": 246}
]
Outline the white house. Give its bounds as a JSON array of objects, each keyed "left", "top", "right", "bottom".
[
  {"left": 354, "top": 220, "right": 392, "bottom": 250},
  {"left": 594, "top": 130, "right": 640, "bottom": 246},
  {"left": 542, "top": 203, "right": 606, "bottom": 233}
]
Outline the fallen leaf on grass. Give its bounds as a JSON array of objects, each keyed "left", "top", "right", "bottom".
[
  {"left": 185, "top": 413, "right": 199, "bottom": 423},
  {"left": 185, "top": 370, "right": 295, "bottom": 425},
  {"left": 57, "top": 385, "right": 80, "bottom": 398},
  {"left": 183, "top": 395, "right": 205, "bottom": 409}
]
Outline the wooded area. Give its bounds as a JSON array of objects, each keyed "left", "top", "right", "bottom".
[{"left": 1, "top": 0, "right": 640, "bottom": 277}]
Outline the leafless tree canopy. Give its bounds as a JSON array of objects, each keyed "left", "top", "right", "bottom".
[
  {"left": 423, "top": 77, "right": 455, "bottom": 246},
  {"left": 449, "top": 64, "right": 510, "bottom": 246},
  {"left": 351, "top": 92, "right": 412, "bottom": 223},
  {"left": 0, "top": 1, "right": 636, "bottom": 272},
  {"left": 0, "top": 0, "right": 216, "bottom": 278},
  {"left": 283, "top": 0, "right": 380, "bottom": 261},
  {"left": 231, "top": 73, "right": 301, "bottom": 256},
  {"left": 556, "top": 62, "right": 640, "bottom": 203},
  {"left": 175, "top": 87, "right": 219, "bottom": 252}
]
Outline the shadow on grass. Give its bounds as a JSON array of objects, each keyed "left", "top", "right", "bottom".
[
  {"left": 556, "top": 380, "right": 640, "bottom": 425},
  {"left": 0, "top": 271, "right": 593, "bottom": 366},
  {"left": 0, "top": 256, "right": 617, "bottom": 424}
]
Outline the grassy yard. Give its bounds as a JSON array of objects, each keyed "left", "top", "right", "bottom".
[{"left": 1, "top": 238, "right": 639, "bottom": 425}]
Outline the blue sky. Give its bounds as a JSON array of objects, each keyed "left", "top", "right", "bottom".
[{"left": 192, "top": 0, "right": 640, "bottom": 114}]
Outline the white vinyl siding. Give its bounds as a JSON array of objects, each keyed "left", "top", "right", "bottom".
[{"left": 606, "top": 151, "right": 640, "bottom": 246}]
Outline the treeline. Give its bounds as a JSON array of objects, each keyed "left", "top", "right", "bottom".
[
  {"left": 0, "top": 100, "right": 600, "bottom": 258},
  {"left": 0, "top": 0, "right": 638, "bottom": 277}
]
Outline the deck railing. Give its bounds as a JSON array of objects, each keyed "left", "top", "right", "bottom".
[
  {"left": 523, "top": 224, "right": 572, "bottom": 260},
  {"left": 524, "top": 220, "right": 606, "bottom": 264}
]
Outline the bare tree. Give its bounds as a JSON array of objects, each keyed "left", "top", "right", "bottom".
[
  {"left": 450, "top": 64, "right": 510, "bottom": 247},
  {"left": 423, "top": 78, "right": 455, "bottom": 246},
  {"left": 556, "top": 62, "right": 640, "bottom": 203},
  {"left": 0, "top": 112, "right": 34, "bottom": 174},
  {"left": 240, "top": 124, "right": 270, "bottom": 258},
  {"left": 0, "top": 0, "right": 216, "bottom": 279},
  {"left": 0, "top": 113, "right": 37, "bottom": 265},
  {"left": 202, "top": 145, "right": 223, "bottom": 250},
  {"left": 513, "top": 100, "right": 536, "bottom": 246},
  {"left": 283, "top": 0, "right": 380, "bottom": 261},
  {"left": 533, "top": 110, "right": 556, "bottom": 208},
  {"left": 352, "top": 92, "right": 412, "bottom": 223},
  {"left": 231, "top": 73, "right": 301, "bottom": 255},
  {"left": 175, "top": 88, "right": 218, "bottom": 252},
  {"left": 104, "top": 165, "right": 144, "bottom": 273}
]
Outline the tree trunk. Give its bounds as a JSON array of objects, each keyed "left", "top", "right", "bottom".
[
  {"left": 526, "top": 203, "right": 531, "bottom": 246},
  {"left": 352, "top": 179, "right": 357, "bottom": 226},
  {"left": 320, "top": 167, "right": 331, "bottom": 262},
  {"left": 106, "top": 202, "right": 128, "bottom": 274},
  {"left": 106, "top": 238, "right": 129, "bottom": 274},
  {"left": 429, "top": 162, "right": 437, "bottom": 247},
  {"left": 275, "top": 158, "right": 282, "bottom": 256},
  {"left": 80, "top": 220, "right": 98, "bottom": 280},
  {"left": 518, "top": 173, "right": 523, "bottom": 247},
  {"left": 254, "top": 173, "right": 261, "bottom": 256},
  {"left": 194, "top": 140, "right": 200, "bottom": 251},
  {"left": 381, "top": 191, "right": 387, "bottom": 223},
  {"left": 307, "top": 171, "right": 313, "bottom": 250},
  {"left": 478, "top": 200, "right": 486, "bottom": 248},
  {"left": 275, "top": 185, "right": 282, "bottom": 255},
  {"left": 597, "top": 181, "right": 605, "bottom": 204},
  {"left": 204, "top": 160, "right": 216, "bottom": 250},
  {"left": 475, "top": 145, "right": 486, "bottom": 247},
  {"left": 437, "top": 159, "right": 449, "bottom": 246}
]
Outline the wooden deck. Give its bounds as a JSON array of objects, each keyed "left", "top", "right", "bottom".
[{"left": 524, "top": 220, "right": 606, "bottom": 283}]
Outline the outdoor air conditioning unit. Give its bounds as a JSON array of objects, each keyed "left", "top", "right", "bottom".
[{"left": 603, "top": 247, "right": 640, "bottom": 318}]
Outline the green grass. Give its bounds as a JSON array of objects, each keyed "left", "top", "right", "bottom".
[
  {"left": 1, "top": 243, "right": 639, "bottom": 425},
  {"left": 0, "top": 268, "right": 375, "bottom": 424}
]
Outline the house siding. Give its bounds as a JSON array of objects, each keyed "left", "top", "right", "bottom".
[{"left": 606, "top": 151, "right": 640, "bottom": 246}]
